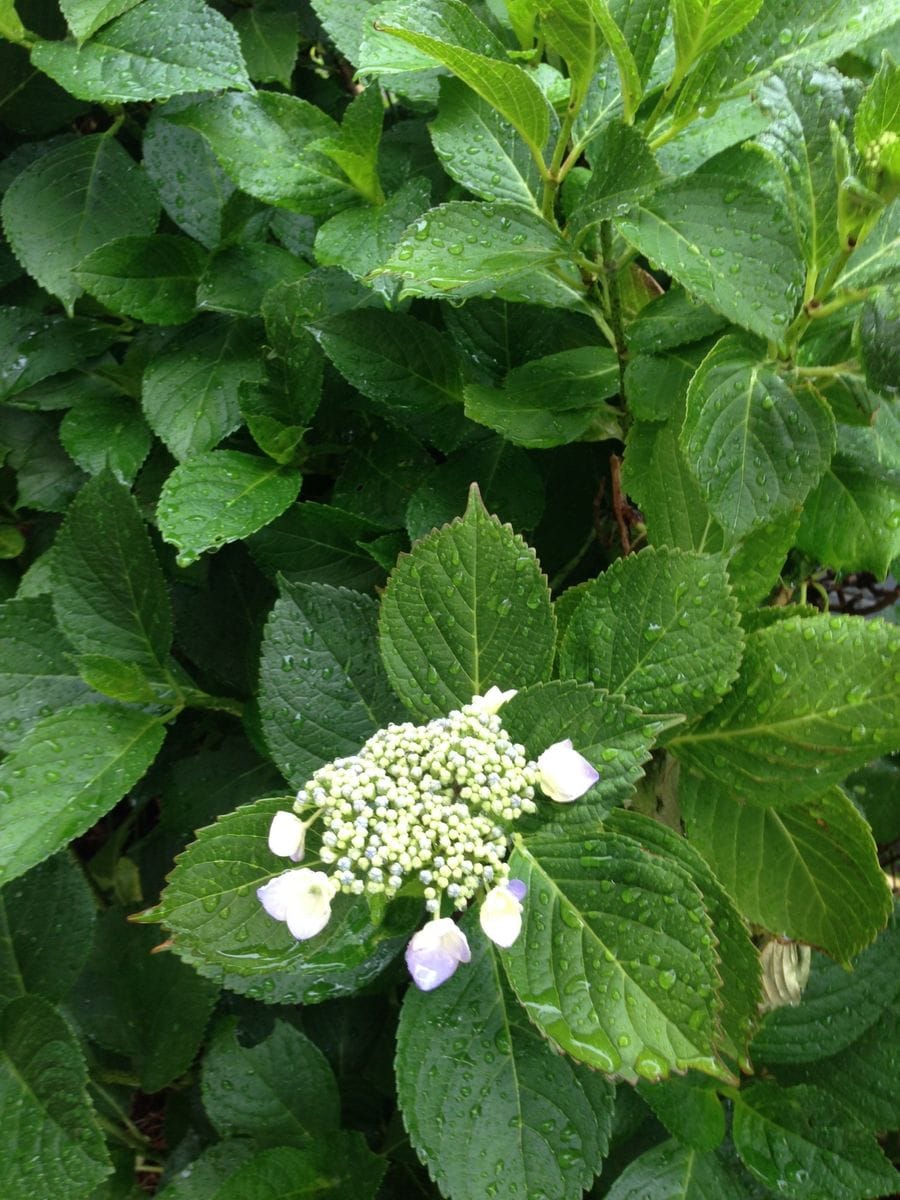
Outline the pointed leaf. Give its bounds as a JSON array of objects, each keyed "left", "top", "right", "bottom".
[
  {"left": 74, "top": 234, "right": 207, "bottom": 325},
  {"left": 604, "top": 1140, "right": 756, "bottom": 1199}
]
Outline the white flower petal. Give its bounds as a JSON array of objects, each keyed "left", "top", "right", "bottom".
[
  {"left": 256, "top": 871, "right": 299, "bottom": 922},
  {"left": 479, "top": 884, "right": 523, "bottom": 948},
  {"left": 536, "top": 738, "right": 599, "bottom": 803},
  {"left": 405, "top": 917, "right": 471, "bottom": 991},
  {"left": 471, "top": 686, "right": 517, "bottom": 714},
  {"left": 268, "top": 810, "right": 306, "bottom": 860},
  {"left": 257, "top": 867, "right": 336, "bottom": 941}
]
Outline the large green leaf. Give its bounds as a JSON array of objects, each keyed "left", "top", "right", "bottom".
[
  {"left": 141, "top": 317, "right": 266, "bottom": 461},
  {"left": 505, "top": 829, "right": 731, "bottom": 1083},
  {"left": 681, "top": 335, "right": 835, "bottom": 540},
  {"left": 157, "top": 451, "right": 301, "bottom": 567},
  {"left": 397, "top": 911, "right": 613, "bottom": 1200},
  {"left": 464, "top": 347, "right": 621, "bottom": 449},
  {"left": 70, "top": 909, "right": 218, "bottom": 1093},
  {"left": 0, "top": 997, "right": 111, "bottom": 1200},
  {"left": 52, "top": 471, "right": 172, "bottom": 670},
  {"left": 258, "top": 581, "right": 402, "bottom": 789},
  {"left": 1, "top": 134, "right": 159, "bottom": 312},
  {"left": 148, "top": 796, "right": 416, "bottom": 1003},
  {"left": 681, "top": 780, "right": 892, "bottom": 963},
  {"left": 59, "top": 0, "right": 143, "bottom": 43},
  {"left": 604, "top": 1140, "right": 755, "bottom": 1199},
  {"left": 616, "top": 148, "right": 804, "bottom": 341},
  {"left": 202, "top": 1018, "right": 339, "bottom": 1146},
  {"left": 375, "top": 200, "right": 584, "bottom": 307},
  {"left": 361, "top": 0, "right": 550, "bottom": 156},
  {"left": 32, "top": 0, "right": 251, "bottom": 102},
  {"left": 559, "top": 546, "right": 743, "bottom": 720},
  {"left": 0, "top": 596, "right": 93, "bottom": 753},
  {"left": 378, "top": 485, "right": 555, "bottom": 719},
  {"left": 0, "top": 705, "right": 165, "bottom": 886},
  {"left": 0, "top": 853, "right": 95, "bottom": 1008},
  {"left": 671, "top": 614, "right": 900, "bottom": 806},
  {"left": 671, "top": 0, "right": 763, "bottom": 80},
  {"left": 732, "top": 1082, "right": 898, "bottom": 1199},
  {"left": 74, "top": 234, "right": 206, "bottom": 325},
  {"left": 143, "top": 107, "right": 236, "bottom": 249}
]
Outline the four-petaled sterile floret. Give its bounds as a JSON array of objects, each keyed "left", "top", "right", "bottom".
[{"left": 257, "top": 687, "right": 600, "bottom": 991}]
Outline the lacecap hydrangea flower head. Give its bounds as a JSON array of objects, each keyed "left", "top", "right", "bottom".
[{"left": 257, "top": 686, "right": 598, "bottom": 991}]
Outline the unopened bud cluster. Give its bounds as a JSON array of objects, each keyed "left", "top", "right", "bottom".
[
  {"left": 295, "top": 703, "right": 538, "bottom": 911},
  {"left": 864, "top": 130, "right": 898, "bottom": 170}
]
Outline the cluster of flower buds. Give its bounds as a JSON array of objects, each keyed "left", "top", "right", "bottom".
[{"left": 258, "top": 686, "right": 599, "bottom": 991}]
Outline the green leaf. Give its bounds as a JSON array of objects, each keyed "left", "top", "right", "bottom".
[
  {"left": 232, "top": 5, "right": 298, "bottom": 88},
  {"left": 141, "top": 316, "right": 266, "bottom": 462},
  {"left": 796, "top": 415, "right": 900, "bottom": 579},
  {"left": 627, "top": 286, "right": 727, "bottom": 354},
  {"left": 0, "top": 853, "right": 95, "bottom": 1008},
  {"left": 1, "top": 134, "right": 159, "bottom": 312},
  {"left": 259, "top": 581, "right": 402, "bottom": 789},
  {"left": 59, "top": 395, "right": 152, "bottom": 486},
  {"left": 505, "top": 829, "right": 730, "bottom": 1083},
  {"left": 74, "top": 234, "right": 206, "bottom": 325},
  {"left": 158, "top": 1142, "right": 386, "bottom": 1200},
  {"left": 31, "top": 0, "right": 252, "bottom": 102},
  {"left": 311, "top": 84, "right": 385, "bottom": 205},
  {"left": 397, "top": 911, "right": 613, "bottom": 1200},
  {"left": 248, "top": 502, "right": 387, "bottom": 592},
  {"left": 379, "top": 484, "right": 555, "bottom": 718},
  {"left": 59, "top": 0, "right": 143, "bottom": 43},
  {"left": 672, "top": 0, "right": 763, "bottom": 81},
  {"left": 670, "top": 614, "right": 900, "bottom": 807},
  {"left": 0, "top": 996, "right": 111, "bottom": 1200},
  {"left": 604, "top": 1140, "right": 757, "bottom": 1199},
  {"left": 681, "top": 781, "right": 892, "bottom": 962},
  {"left": 430, "top": 77, "right": 542, "bottom": 208},
  {"left": 198, "top": 244, "right": 309, "bottom": 319},
  {"left": 855, "top": 51, "right": 900, "bottom": 170},
  {"left": 375, "top": 200, "right": 584, "bottom": 307},
  {"left": 858, "top": 284, "right": 900, "bottom": 396},
  {"left": 637, "top": 1076, "right": 726, "bottom": 1153},
  {"left": 151, "top": 796, "right": 416, "bottom": 1003},
  {"left": 70, "top": 909, "right": 218, "bottom": 1092},
  {"left": 0, "top": 307, "right": 118, "bottom": 403},
  {"left": 0, "top": 410, "right": 86, "bottom": 512},
  {"left": 464, "top": 347, "right": 621, "bottom": 449},
  {"left": 680, "top": 335, "right": 835, "bottom": 540},
  {"left": 74, "top": 655, "right": 163, "bottom": 704},
  {"left": 837, "top": 199, "right": 899, "bottom": 289},
  {"left": 623, "top": 346, "right": 702, "bottom": 423},
  {"left": 362, "top": 0, "right": 551, "bottom": 156},
  {"left": 571, "top": 122, "right": 661, "bottom": 235},
  {"left": 313, "top": 308, "right": 466, "bottom": 415},
  {"left": 0, "top": 705, "right": 165, "bottom": 886},
  {"left": 157, "top": 450, "right": 301, "bottom": 567},
  {"left": 751, "top": 912, "right": 900, "bottom": 1064},
  {"left": 315, "top": 177, "right": 430, "bottom": 280},
  {"left": 616, "top": 148, "right": 804, "bottom": 342},
  {"left": 559, "top": 546, "right": 743, "bottom": 720},
  {"left": 165, "top": 92, "right": 356, "bottom": 216},
  {"left": 0, "top": 596, "right": 93, "bottom": 753},
  {"left": 202, "top": 1018, "right": 339, "bottom": 1146},
  {"left": 333, "top": 422, "right": 434, "bottom": 528},
  {"left": 52, "top": 471, "right": 172, "bottom": 669},
  {"left": 732, "top": 1082, "right": 898, "bottom": 1199}
]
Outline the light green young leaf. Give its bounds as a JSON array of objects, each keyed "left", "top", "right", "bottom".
[
  {"left": 397, "top": 911, "right": 613, "bottom": 1200},
  {"left": 0, "top": 997, "right": 111, "bottom": 1200},
  {"left": 259, "top": 581, "right": 402, "bottom": 789},
  {"left": 732, "top": 1082, "right": 898, "bottom": 1199},
  {"left": 157, "top": 450, "right": 301, "bottom": 567},
  {"left": 559, "top": 546, "right": 743, "bottom": 719},
  {"left": 837, "top": 198, "right": 899, "bottom": 289},
  {"left": 310, "top": 85, "right": 385, "bottom": 204},
  {"left": 571, "top": 122, "right": 661, "bottom": 235},
  {"left": 0, "top": 705, "right": 165, "bottom": 886},
  {"left": 616, "top": 147, "right": 804, "bottom": 341},
  {"left": 671, "top": 0, "right": 763, "bottom": 82},
  {"left": 60, "top": 395, "right": 153, "bottom": 485},
  {"left": 375, "top": 200, "right": 584, "bottom": 307},
  {"left": 681, "top": 780, "right": 892, "bottom": 962},
  {"left": 1, "top": 135, "right": 159, "bottom": 312},
  {"left": 670, "top": 613, "right": 900, "bottom": 808},
  {"left": 464, "top": 347, "right": 620, "bottom": 448},
  {"left": 59, "top": 0, "right": 143, "bottom": 43},
  {"left": 202, "top": 1018, "right": 339, "bottom": 1147},
  {"left": 539, "top": 0, "right": 642, "bottom": 119},
  {"left": 231, "top": 5, "right": 299, "bottom": 88},
  {"left": 680, "top": 335, "right": 835, "bottom": 540},
  {"left": 141, "top": 317, "right": 266, "bottom": 461},
  {"left": 506, "top": 829, "right": 731, "bottom": 1084},
  {"left": 430, "top": 77, "right": 543, "bottom": 208},
  {"left": 379, "top": 485, "right": 555, "bottom": 718},
  {"left": 74, "top": 234, "right": 207, "bottom": 325},
  {"left": 32, "top": 0, "right": 252, "bottom": 102},
  {"left": 165, "top": 92, "right": 357, "bottom": 216},
  {"left": 604, "top": 1140, "right": 756, "bottom": 1200},
  {"left": 361, "top": 0, "right": 551, "bottom": 156}
]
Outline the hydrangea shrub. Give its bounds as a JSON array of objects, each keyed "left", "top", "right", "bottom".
[{"left": 0, "top": 1, "right": 898, "bottom": 1198}]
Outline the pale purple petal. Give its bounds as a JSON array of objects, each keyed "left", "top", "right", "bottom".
[
  {"left": 507, "top": 879, "right": 527, "bottom": 902},
  {"left": 536, "top": 738, "right": 599, "bottom": 803},
  {"left": 405, "top": 918, "right": 471, "bottom": 991}
]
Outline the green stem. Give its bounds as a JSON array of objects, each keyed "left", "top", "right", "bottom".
[
  {"left": 792, "top": 360, "right": 858, "bottom": 379},
  {"left": 541, "top": 106, "right": 578, "bottom": 222},
  {"left": 600, "top": 221, "right": 628, "bottom": 397}
]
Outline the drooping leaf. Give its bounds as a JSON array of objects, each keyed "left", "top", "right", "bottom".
[
  {"left": 378, "top": 485, "right": 556, "bottom": 718},
  {"left": 231, "top": 5, "right": 299, "bottom": 88}
]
